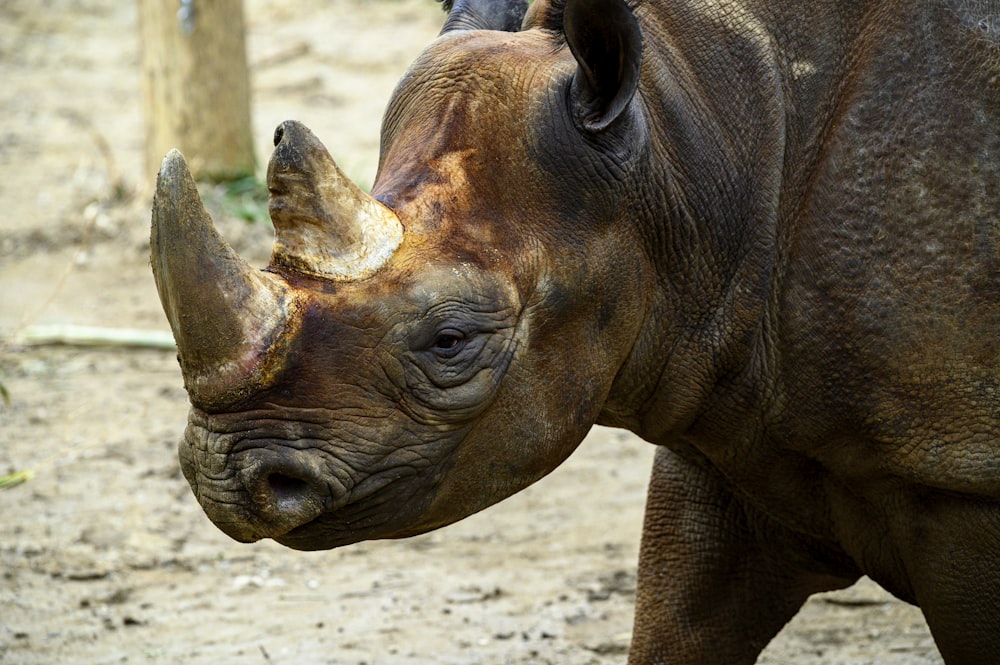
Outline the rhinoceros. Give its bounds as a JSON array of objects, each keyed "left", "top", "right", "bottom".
[{"left": 150, "top": 0, "right": 999, "bottom": 661}]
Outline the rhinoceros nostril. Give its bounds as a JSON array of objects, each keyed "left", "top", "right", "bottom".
[
  {"left": 273, "top": 123, "right": 284, "bottom": 146},
  {"left": 239, "top": 455, "right": 329, "bottom": 539},
  {"left": 267, "top": 472, "right": 310, "bottom": 506}
]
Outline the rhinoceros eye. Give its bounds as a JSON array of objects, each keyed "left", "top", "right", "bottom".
[{"left": 431, "top": 330, "right": 466, "bottom": 357}]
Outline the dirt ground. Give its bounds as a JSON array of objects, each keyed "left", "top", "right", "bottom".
[{"left": 0, "top": 1, "right": 946, "bottom": 663}]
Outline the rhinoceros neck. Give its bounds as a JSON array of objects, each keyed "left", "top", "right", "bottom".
[{"left": 595, "top": 2, "right": 794, "bottom": 443}]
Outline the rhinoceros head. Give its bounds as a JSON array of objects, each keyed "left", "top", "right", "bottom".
[{"left": 152, "top": 0, "right": 646, "bottom": 550}]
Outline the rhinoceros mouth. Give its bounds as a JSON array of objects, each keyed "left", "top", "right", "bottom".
[
  {"left": 269, "top": 466, "right": 434, "bottom": 550},
  {"left": 180, "top": 417, "right": 439, "bottom": 548},
  {"left": 187, "top": 469, "right": 418, "bottom": 548},
  {"left": 271, "top": 506, "right": 432, "bottom": 550}
]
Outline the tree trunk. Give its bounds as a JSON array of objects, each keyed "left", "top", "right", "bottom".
[{"left": 138, "top": 0, "right": 255, "bottom": 182}]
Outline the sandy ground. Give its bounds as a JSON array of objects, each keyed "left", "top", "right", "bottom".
[{"left": 0, "top": 1, "right": 945, "bottom": 663}]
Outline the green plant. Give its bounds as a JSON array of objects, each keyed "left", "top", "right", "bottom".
[
  {"left": 0, "top": 469, "right": 33, "bottom": 490},
  {"left": 218, "top": 176, "right": 270, "bottom": 225}
]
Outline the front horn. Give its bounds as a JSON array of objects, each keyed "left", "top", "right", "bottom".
[
  {"left": 151, "top": 150, "right": 293, "bottom": 410},
  {"left": 267, "top": 120, "right": 403, "bottom": 281}
]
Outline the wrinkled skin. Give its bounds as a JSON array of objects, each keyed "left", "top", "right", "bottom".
[{"left": 152, "top": 0, "right": 1000, "bottom": 662}]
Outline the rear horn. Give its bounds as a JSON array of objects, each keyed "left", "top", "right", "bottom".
[{"left": 267, "top": 120, "right": 403, "bottom": 281}]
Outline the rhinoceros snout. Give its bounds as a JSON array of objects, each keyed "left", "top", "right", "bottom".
[{"left": 181, "top": 440, "right": 334, "bottom": 543}]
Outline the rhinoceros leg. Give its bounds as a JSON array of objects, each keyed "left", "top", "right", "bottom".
[
  {"left": 894, "top": 493, "right": 1000, "bottom": 665},
  {"left": 628, "top": 446, "right": 858, "bottom": 665}
]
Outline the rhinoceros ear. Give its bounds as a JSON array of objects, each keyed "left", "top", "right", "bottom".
[
  {"left": 564, "top": 0, "right": 642, "bottom": 132},
  {"left": 438, "top": 0, "right": 529, "bottom": 33}
]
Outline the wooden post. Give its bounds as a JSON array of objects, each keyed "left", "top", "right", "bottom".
[{"left": 138, "top": 0, "right": 255, "bottom": 182}]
